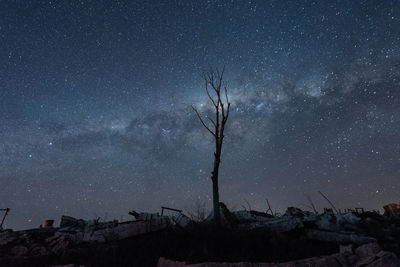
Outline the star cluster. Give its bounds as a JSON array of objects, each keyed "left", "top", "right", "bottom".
[{"left": 1, "top": 0, "right": 400, "bottom": 229}]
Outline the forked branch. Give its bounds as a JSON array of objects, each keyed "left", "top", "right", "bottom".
[{"left": 191, "top": 105, "right": 216, "bottom": 137}]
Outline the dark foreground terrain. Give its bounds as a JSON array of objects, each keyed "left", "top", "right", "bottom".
[{"left": 1, "top": 205, "right": 400, "bottom": 266}]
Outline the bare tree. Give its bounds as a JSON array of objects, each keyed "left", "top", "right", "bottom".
[{"left": 192, "top": 67, "right": 231, "bottom": 227}]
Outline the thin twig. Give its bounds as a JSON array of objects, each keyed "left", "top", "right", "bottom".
[
  {"left": 306, "top": 194, "right": 318, "bottom": 214},
  {"left": 244, "top": 198, "right": 252, "bottom": 211},
  {"left": 318, "top": 191, "right": 338, "bottom": 214},
  {"left": 265, "top": 198, "right": 274, "bottom": 216}
]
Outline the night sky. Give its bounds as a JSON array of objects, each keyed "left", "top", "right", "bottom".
[{"left": 1, "top": 1, "right": 400, "bottom": 230}]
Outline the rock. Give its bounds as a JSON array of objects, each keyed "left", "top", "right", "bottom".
[
  {"left": 60, "top": 216, "right": 86, "bottom": 228},
  {"left": 172, "top": 213, "right": 192, "bottom": 228},
  {"left": 81, "top": 217, "right": 171, "bottom": 242},
  {"left": 48, "top": 265, "right": 86, "bottom": 267},
  {"left": 0, "top": 230, "right": 18, "bottom": 246},
  {"left": 157, "top": 257, "right": 186, "bottom": 267},
  {"left": 355, "top": 242, "right": 382, "bottom": 258},
  {"left": 50, "top": 236, "right": 72, "bottom": 255},
  {"left": 45, "top": 235, "right": 60, "bottom": 244},
  {"left": 306, "top": 229, "right": 376, "bottom": 245},
  {"left": 30, "top": 244, "right": 49, "bottom": 256},
  {"left": 11, "top": 245, "right": 29, "bottom": 256},
  {"left": 340, "top": 244, "right": 353, "bottom": 254},
  {"left": 137, "top": 212, "right": 162, "bottom": 221},
  {"left": 233, "top": 210, "right": 274, "bottom": 224},
  {"left": 370, "top": 251, "right": 400, "bottom": 267},
  {"left": 232, "top": 210, "right": 257, "bottom": 223},
  {"left": 356, "top": 255, "right": 378, "bottom": 266},
  {"left": 240, "top": 216, "right": 303, "bottom": 233},
  {"left": 315, "top": 213, "right": 340, "bottom": 231},
  {"left": 284, "top": 207, "right": 305, "bottom": 217},
  {"left": 157, "top": 243, "right": 400, "bottom": 266},
  {"left": 249, "top": 210, "right": 274, "bottom": 218},
  {"left": 337, "top": 213, "right": 361, "bottom": 225},
  {"left": 283, "top": 207, "right": 317, "bottom": 222}
]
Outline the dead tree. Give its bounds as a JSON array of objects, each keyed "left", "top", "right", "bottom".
[{"left": 192, "top": 67, "right": 231, "bottom": 227}]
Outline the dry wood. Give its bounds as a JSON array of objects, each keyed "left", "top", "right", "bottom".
[{"left": 193, "top": 67, "right": 231, "bottom": 227}]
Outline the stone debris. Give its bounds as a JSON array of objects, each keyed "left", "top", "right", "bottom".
[
  {"left": 157, "top": 243, "right": 400, "bottom": 267},
  {"left": 172, "top": 213, "right": 192, "bottom": 228},
  {"left": 58, "top": 216, "right": 170, "bottom": 243},
  {"left": 238, "top": 216, "right": 304, "bottom": 233},
  {"left": 305, "top": 229, "right": 376, "bottom": 245},
  {"left": 0, "top": 214, "right": 172, "bottom": 263},
  {"left": 1, "top": 202, "right": 400, "bottom": 266},
  {"left": 0, "top": 230, "right": 18, "bottom": 246},
  {"left": 48, "top": 265, "right": 86, "bottom": 267},
  {"left": 10, "top": 245, "right": 29, "bottom": 257},
  {"left": 384, "top": 202, "right": 400, "bottom": 216}
]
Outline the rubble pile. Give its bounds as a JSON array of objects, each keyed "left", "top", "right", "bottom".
[
  {"left": 0, "top": 212, "right": 173, "bottom": 265},
  {"left": 158, "top": 242, "right": 400, "bottom": 267},
  {"left": 217, "top": 206, "right": 392, "bottom": 246},
  {"left": 0, "top": 204, "right": 400, "bottom": 266}
]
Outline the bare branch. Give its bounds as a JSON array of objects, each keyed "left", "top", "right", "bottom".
[
  {"left": 224, "top": 85, "right": 229, "bottom": 104},
  {"left": 207, "top": 116, "right": 217, "bottom": 128},
  {"left": 205, "top": 82, "right": 217, "bottom": 108},
  {"left": 192, "top": 105, "right": 216, "bottom": 137},
  {"left": 265, "top": 198, "right": 273, "bottom": 216},
  {"left": 243, "top": 198, "right": 252, "bottom": 211},
  {"left": 318, "top": 191, "right": 338, "bottom": 214},
  {"left": 306, "top": 194, "right": 318, "bottom": 214}
]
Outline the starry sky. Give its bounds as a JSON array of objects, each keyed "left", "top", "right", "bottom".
[{"left": 1, "top": 0, "right": 400, "bottom": 230}]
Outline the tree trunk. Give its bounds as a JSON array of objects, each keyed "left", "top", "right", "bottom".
[
  {"left": 191, "top": 67, "right": 230, "bottom": 229},
  {"left": 212, "top": 155, "right": 221, "bottom": 227}
]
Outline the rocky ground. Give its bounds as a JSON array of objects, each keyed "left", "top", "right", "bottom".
[{"left": 1, "top": 204, "right": 400, "bottom": 267}]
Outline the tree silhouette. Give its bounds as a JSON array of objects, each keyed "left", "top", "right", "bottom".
[{"left": 192, "top": 67, "right": 231, "bottom": 227}]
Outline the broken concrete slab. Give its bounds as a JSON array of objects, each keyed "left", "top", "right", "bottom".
[
  {"left": 305, "top": 229, "right": 376, "bottom": 245},
  {"left": 48, "top": 265, "right": 86, "bottom": 267},
  {"left": 81, "top": 217, "right": 171, "bottom": 242},
  {"left": 172, "top": 213, "right": 192, "bottom": 228},
  {"left": 60, "top": 216, "right": 86, "bottom": 228},
  {"left": 233, "top": 210, "right": 274, "bottom": 224},
  {"left": 239, "top": 216, "right": 304, "bottom": 233},
  {"left": 157, "top": 243, "right": 400, "bottom": 267}
]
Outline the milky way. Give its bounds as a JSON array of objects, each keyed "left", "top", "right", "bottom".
[{"left": 1, "top": 1, "right": 400, "bottom": 229}]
